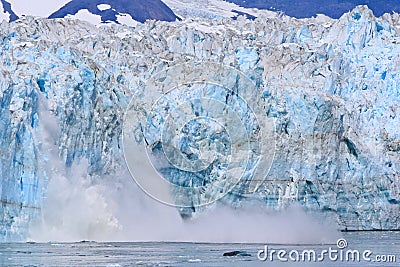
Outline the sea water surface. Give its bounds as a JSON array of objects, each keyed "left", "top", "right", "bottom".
[{"left": 0, "top": 232, "right": 398, "bottom": 266}]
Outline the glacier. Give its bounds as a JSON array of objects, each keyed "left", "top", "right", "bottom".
[{"left": 0, "top": 5, "right": 399, "bottom": 241}]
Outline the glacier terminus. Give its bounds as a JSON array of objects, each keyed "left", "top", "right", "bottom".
[{"left": 0, "top": 5, "right": 399, "bottom": 241}]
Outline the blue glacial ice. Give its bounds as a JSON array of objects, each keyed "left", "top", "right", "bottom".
[{"left": 0, "top": 5, "right": 399, "bottom": 241}]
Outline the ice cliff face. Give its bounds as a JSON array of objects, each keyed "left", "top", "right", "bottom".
[{"left": 0, "top": 5, "right": 399, "bottom": 240}]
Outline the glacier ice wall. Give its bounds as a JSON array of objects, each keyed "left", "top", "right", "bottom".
[{"left": 0, "top": 5, "right": 399, "bottom": 240}]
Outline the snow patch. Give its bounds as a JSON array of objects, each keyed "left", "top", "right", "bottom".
[
  {"left": 66, "top": 9, "right": 102, "bottom": 24},
  {"left": 97, "top": 4, "right": 111, "bottom": 11},
  {"left": 116, "top": 13, "right": 138, "bottom": 27},
  {"left": 0, "top": 2, "right": 10, "bottom": 22}
]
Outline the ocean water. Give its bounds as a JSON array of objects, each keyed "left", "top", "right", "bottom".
[{"left": 0, "top": 232, "right": 398, "bottom": 266}]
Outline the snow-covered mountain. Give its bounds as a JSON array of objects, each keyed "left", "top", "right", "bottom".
[
  {"left": 1, "top": 0, "right": 179, "bottom": 25},
  {"left": 225, "top": 0, "right": 400, "bottom": 19},
  {"left": 48, "top": 0, "right": 179, "bottom": 24},
  {"left": 1, "top": 0, "right": 267, "bottom": 24},
  {"left": 3, "top": 0, "right": 400, "bottom": 25},
  {"left": 161, "top": 0, "right": 400, "bottom": 21}
]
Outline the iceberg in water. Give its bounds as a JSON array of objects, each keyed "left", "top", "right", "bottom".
[{"left": 0, "top": 5, "right": 399, "bottom": 241}]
